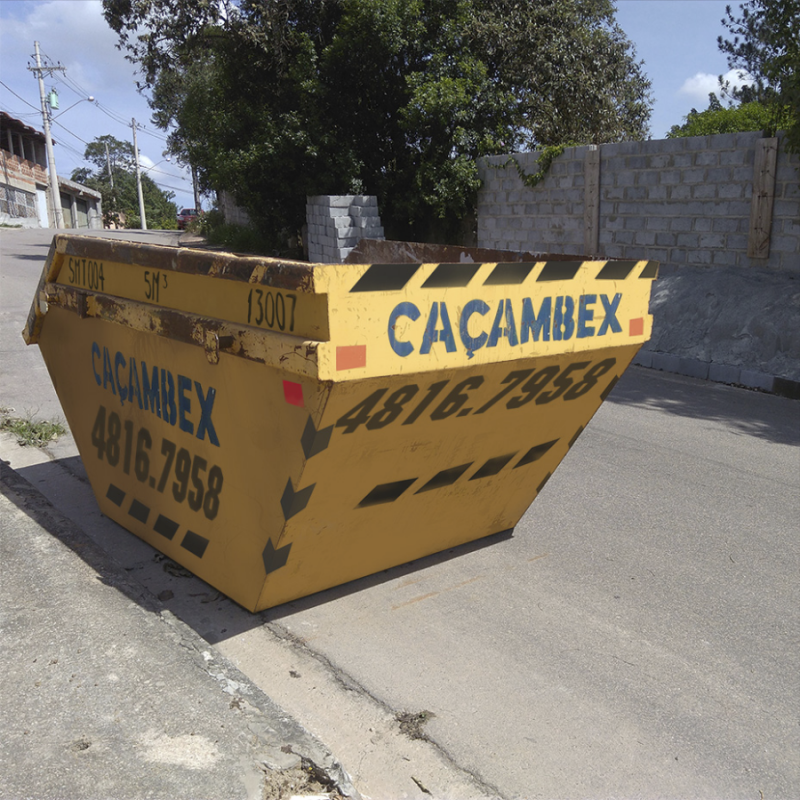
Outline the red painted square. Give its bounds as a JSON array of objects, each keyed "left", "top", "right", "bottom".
[
  {"left": 629, "top": 317, "right": 644, "bottom": 336},
  {"left": 336, "top": 345, "right": 367, "bottom": 371},
  {"left": 283, "top": 380, "right": 304, "bottom": 407}
]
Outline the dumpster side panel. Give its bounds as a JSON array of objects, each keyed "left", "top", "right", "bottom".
[{"left": 254, "top": 344, "right": 638, "bottom": 610}]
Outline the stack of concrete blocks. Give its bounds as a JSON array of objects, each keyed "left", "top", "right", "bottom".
[{"left": 306, "top": 195, "right": 384, "bottom": 263}]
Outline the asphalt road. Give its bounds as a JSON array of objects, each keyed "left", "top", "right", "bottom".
[{"left": 2, "top": 227, "right": 798, "bottom": 798}]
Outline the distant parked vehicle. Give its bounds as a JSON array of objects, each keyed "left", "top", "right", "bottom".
[{"left": 177, "top": 208, "right": 199, "bottom": 230}]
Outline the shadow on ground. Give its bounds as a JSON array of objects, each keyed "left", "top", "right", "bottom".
[
  {"left": 4, "top": 367, "right": 796, "bottom": 649},
  {"left": 2, "top": 454, "right": 512, "bottom": 645},
  {"left": 608, "top": 365, "right": 800, "bottom": 447}
]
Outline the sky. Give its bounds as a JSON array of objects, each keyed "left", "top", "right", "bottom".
[{"left": 0, "top": 0, "right": 752, "bottom": 215}]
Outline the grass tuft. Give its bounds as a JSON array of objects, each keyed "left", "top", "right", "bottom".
[{"left": 0, "top": 407, "right": 67, "bottom": 447}]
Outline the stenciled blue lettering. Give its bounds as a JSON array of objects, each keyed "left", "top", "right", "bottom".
[
  {"left": 161, "top": 369, "right": 177, "bottom": 426},
  {"left": 90, "top": 343, "right": 218, "bottom": 444},
  {"left": 420, "top": 302, "right": 457, "bottom": 355},
  {"left": 598, "top": 293, "right": 622, "bottom": 335},
  {"left": 520, "top": 297, "right": 551, "bottom": 343},
  {"left": 91, "top": 342, "right": 102, "bottom": 386},
  {"left": 387, "top": 302, "right": 420, "bottom": 357},
  {"left": 114, "top": 352, "right": 128, "bottom": 406},
  {"left": 553, "top": 296, "right": 575, "bottom": 341},
  {"left": 459, "top": 299, "right": 490, "bottom": 358},
  {"left": 178, "top": 375, "right": 194, "bottom": 435},
  {"left": 141, "top": 362, "right": 160, "bottom": 418},
  {"left": 102, "top": 347, "right": 116, "bottom": 395},
  {"left": 194, "top": 382, "right": 219, "bottom": 446},
  {"left": 128, "top": 358, "right": 143, "bottom": 410},
  {"left": 577, "top": 294, "right": 596, "bottom": 338},
  {"left": 487, "top": 299, "right": 519, "bottom": 348},
  {"left": 386, "top": 292, "right": 626, "bottom": 357}
]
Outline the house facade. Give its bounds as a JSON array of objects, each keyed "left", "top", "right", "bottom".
[{"left": 1, "top": 110, "right": 102, "bottom": 229}]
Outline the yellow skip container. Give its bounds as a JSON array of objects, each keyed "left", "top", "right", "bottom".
[{"left": 25, "top": 235, "right": 657, "bottom": 611}]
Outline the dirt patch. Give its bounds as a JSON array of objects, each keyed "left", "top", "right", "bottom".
[
  {"left": 263, "top": 761, "right": 346, "bottom": 799},
  {"left": 396, "top": 710, "right": 436, "bottom": 741}
]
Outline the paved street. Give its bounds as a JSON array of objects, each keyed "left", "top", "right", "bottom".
[{"left": 2, "top": 227, "right": 799, "bottom": 798}]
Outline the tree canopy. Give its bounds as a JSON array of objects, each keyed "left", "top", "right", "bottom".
[
  {"left": 718, "top": 0, "right": 799, "bottom": 150},
  {"left": 666, "top": 92, "right": 789, "bottom": 138},
  {"left": 103, "top": 0, "right": 652, "bottom": 247},
  {"left": 72, "top": 135, "right": 178, "bottom": 229}
]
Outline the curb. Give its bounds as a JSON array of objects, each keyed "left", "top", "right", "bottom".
[
  {"left": 633, "top": 350, "right": 800, "bottom": 400},
  {"left": 0, "top": 458, "right": 361, "bottom": 800}
]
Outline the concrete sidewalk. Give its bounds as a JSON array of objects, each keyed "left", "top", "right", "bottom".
[{"left": 0, "top": 460, "right": 359, "bottom": 800}]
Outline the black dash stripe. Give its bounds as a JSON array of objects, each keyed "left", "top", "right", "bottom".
[
  {"left": 639, "top": 261, "right": 659, "bottom": 279},
  {"left": 415, "top": 463, "right": 473, "bottom": 494},
  {"left": 153, "top": 514, "right": 179, "bottom": 541},
  {"left": 596, "top": 261, "right": 637, "bottom": 280},
  {"left": 422, "top": 263, "right": 481, "bottom": 288},
  {"left": 536, "top": 262, "right": 582, "bottom": 282},
  {"left": 568, "top": 426, "right": 585, "bottom": 449},
  {"left": 514, "top": 440, "right": 559, "bottom": 468},
  {"left": 470, "top": 453, "right": 517, "bottom": 480},
  {"left": 358, "top": 479, "right": 416, "bottom": 507},
  {"left": 181, "top": 530, "right": 209, "bottom": 558},
  {"left": 128, "top": 498, "right": 150, "bottom": 524},
  {"left": 536, "top": 472, "right": 553, "bottom": 493},
  {"left": 600, "top": 376, "right": 620, "bottom": 401},
  {"left": 483, "top": 262, "right": 535, "bottom": 286},
  {"left": 106, "top": 484, "right": 126, "bottom": 506},
  {"left": 350, "top": 263, "right": 421, "bottom": 292}
]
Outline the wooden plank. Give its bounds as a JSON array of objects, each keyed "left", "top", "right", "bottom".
[
  {"left": 584, "top": 145, "right": 601, "bottom": 256},
  {"left": 747, "top": 137, "right": 778, "bottom": 259}
]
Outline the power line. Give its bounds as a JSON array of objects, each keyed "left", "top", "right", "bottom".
[
  {"left": 0, "top": 80, "right": 40, "bottom": 111},
  {"left": 51, "top": 118, "right": 90, "bottom": 146},
  {"left": 45, "top": 63, "right": 172, "bottom": 143}
]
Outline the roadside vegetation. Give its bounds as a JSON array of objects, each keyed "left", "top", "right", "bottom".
[
  {"left": 196, "top": 210, "right": 280, "bottom": 255},
  {"left": 667, "top": 93, "right": 793, "bottom": 138},
  {"left": 673, "top": 1, "right": 799, "bottom": 144},
  {"left": 71, "top": 135, "right": 178, "bottom": 230},
  {"left": 0, "top": 407, "right": 67, "bottom": 448},
  {"left": 102, "top": 0, "right": 652, "bottom": 250}
]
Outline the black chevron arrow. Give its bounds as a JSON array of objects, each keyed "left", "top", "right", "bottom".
[
  {"left": 281, "top": 478, "right": 315, "bottom": 520},
  {"left": 262, "top": 538, "right": 292, "bottom": 576},
  {"left": 301, "top": 415, "right": 333, "bottom": 459}
]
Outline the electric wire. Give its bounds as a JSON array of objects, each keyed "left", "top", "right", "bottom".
[
  {"left": 5, "top": 61, "right": 191, "bottom": 198},
  {"left": 47, "top": 60, "right": 171, "bottom": 142},
  {"left": 0, "top": 80, "right": 40, "bottom": 112}
]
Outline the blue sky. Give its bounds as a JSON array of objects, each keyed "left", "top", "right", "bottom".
[{"left": 0, "top": 0, "right": 748, "bottom": 212}]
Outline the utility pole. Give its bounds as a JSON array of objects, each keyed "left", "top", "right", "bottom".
[
  {"left": 29, "top": 41, "right": 64, "bottom": 228},
  {"left": 104, "top": 142, "right": 114, "bottom": 190},
  {"left": 192, "top": 164, "right": 201, "bottom": 212},
  {"left": 131, "top": 119, "right": 147, "bottom": 230},
  {"left": 104, "top": 141, "right": 116, "bottom": 224}
]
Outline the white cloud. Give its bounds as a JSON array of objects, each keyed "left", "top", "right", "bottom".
[{"left": 678, "top": 69, "right": 754, "bottom": 103}]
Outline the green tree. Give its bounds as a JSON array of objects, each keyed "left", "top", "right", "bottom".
[
  {"left": 72, "top": 135, "right": 178, "bottom": 229},
  {"left": 666, "top": 92, "right": 788, "bottom": 138},
  {"left": 718, "top": 0, "right": 799, "bottom": 150},
  {"left": 103, "top": 0, "right": 652, "bottom": 247}
]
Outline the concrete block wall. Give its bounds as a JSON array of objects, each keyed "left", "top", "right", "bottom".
[
  {"left": 306, "top": 195, "right": 384, "bottom": 263},
  {"left": 477, "top": 132, "right": 799, "bottom": 273},
  {"left": 479, "top": 146, "right": 589, "bottom": 255}
]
